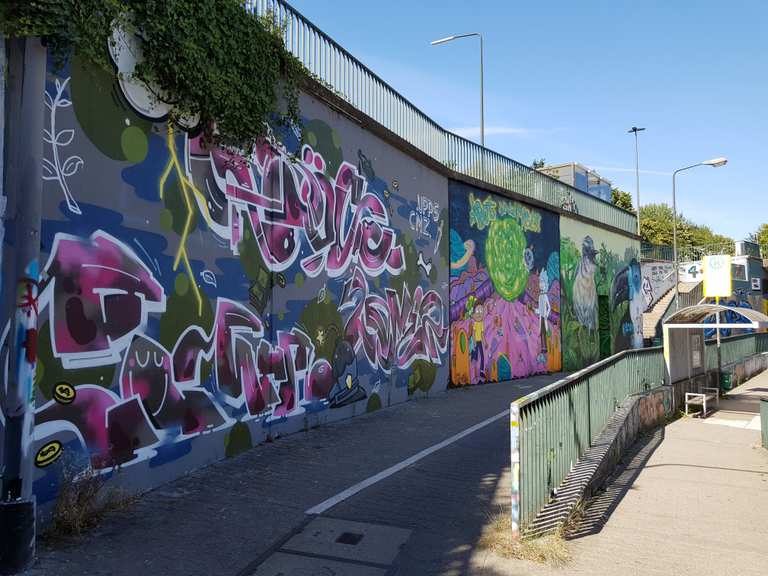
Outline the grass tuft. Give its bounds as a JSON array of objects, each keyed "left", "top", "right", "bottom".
[
  {"left": 478, "top": 510, "right": 571, "bottom": 566},
  {"left": 41, "top": 463, "right": 138, "bottom": 542}
]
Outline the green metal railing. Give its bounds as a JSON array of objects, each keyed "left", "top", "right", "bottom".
[
  {"left": 705, "top": 332, "right": 768, "bottom": 370},
  {"left": 511, "top": 347, "right": 665, "bottom": 532},
  {"left": 641, "top": 242, "right": 674, "bottom": 262},
  {"left": 512, "top": 332, "right": 768, "bottom": 533},
  {"left": 246, "top": 0, "right": 638, "bottom": 235}
]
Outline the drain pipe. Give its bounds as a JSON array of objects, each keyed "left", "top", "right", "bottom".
[{"left": 0, "top": 37, "right": 46, "bottom": 575}]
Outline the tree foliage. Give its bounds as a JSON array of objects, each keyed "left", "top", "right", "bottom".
[
  {"left": 639, "top": 203, "right": 733, "bottom": 252},
  {"left": 531, "top": 158, "right": 546, "bottom": 169},
  {"left": 0, "top": 0, "right": 304, "bottom": 151},
  {"left": 748, "top": 224, "right": 768, "bottom": 249},
  {"left": 611, "top": 188, "right": 635, "bottom": 212}
]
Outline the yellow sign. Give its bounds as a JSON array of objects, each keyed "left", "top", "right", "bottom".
[{"left": 703, "top": 255, "right": 732, "bottom": 298}]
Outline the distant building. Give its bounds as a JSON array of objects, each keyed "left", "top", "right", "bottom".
[
  {"left": 536, "top": 162, "right": 613, "bottom": 203},
  {"left": 678, "top": 241, "right": 767, "bottom": 311}
]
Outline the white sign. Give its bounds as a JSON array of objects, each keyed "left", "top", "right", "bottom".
[
  {"left": 752, "top": 277, "right": 762, "bottom": 291},
  {"left": 703, "top": 255, "right": 732, "bottom": 298},
  {"left": 678, "top": 261, "right": 703, "bottom": 283}
]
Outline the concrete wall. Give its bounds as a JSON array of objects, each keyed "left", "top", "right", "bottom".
[
  {"left": 640, "top": 260, "right": 674, "bottom": 311},
  {"left": 560, "top": 217, "right": 643, "bottom": 370},
  {"left": 2, "top": 48, "right": 644, "bottom": 513},
  {"left": 448, "top": 182, "right": 561, "bottom": 385},
  {"left": 29, "top": 56, "right": 449, "bottom": 508}
]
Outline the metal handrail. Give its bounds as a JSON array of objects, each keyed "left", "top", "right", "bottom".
[
  {"left": 246, "top": 0, "right": 638, "bottom": 235},
  {"left": 513, "top": 331, "right": 768, "bottom": 533},
  {"left": 512, "top": 346, "right": 665, "bottom": 531},
  {"left": 515, "top": 345, "right": 662, "bottom": 409}
]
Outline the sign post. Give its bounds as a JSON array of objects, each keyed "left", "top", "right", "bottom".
[{"left": 703, "top": 255, "right": 733, "bottom": 384}]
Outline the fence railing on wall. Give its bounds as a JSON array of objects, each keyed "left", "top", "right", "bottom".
[
  {"left": 641, "top": 242, "right": 674, "bottom": 262},
  {"left": 511, "top": 347, "right": 665, "bottom": 532},
  {"left": 246, "top": 0, "right": 638, "bottom": 235},
  {"left": 705, "top": 332, "right": 768, "bottom": 371}
]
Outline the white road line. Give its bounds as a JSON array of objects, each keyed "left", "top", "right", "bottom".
[{"left": 305, "top": 409, "right": 510, "bottom": 515}]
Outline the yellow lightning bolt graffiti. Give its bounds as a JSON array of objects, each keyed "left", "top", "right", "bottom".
[{"left": 159, "top": 125, "right": 207, "bottom": 316}]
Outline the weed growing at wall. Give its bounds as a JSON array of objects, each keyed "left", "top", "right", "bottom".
[{"left": 1, "top": 0, "right": 303, "bottom": 150}]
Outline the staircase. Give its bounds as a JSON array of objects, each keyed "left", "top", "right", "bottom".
[
  {"left": 642, "top": 280, "right": 704, "bottom": 342},
  {"left": 642, "top": 288, "right": 676, "bottom": 341}
]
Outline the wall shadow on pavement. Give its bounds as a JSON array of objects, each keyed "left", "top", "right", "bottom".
[
  {"left": 565, "top": 426, "right": 665, "bottom": 541},
  {"left": 383, "top": 418, "right": 515, "bottom": 576}
]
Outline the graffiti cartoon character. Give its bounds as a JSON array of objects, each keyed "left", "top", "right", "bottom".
[
  {"left": 574, "top": 236, "right": 598, "bottom": 330},
  {"left": 470, "top": 304, "right": 486, "bottom": 380},
  {"left": 536, "top": 269, "right": 551, "bottom": 364}
]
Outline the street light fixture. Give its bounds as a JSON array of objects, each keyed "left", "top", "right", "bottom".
[
  {"left": 673, "top": 157, "right": 728, "bottom": 309},
  {"left": 431, "top": 32, "right": 485, "bottom": 148},
  {"left": 627, "top": 127, "right": 645, "bottom": 235}
]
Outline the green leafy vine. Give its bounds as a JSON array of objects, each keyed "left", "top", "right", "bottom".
[{"left": 1, "top": 0, "right": 304, "bottom": 150}]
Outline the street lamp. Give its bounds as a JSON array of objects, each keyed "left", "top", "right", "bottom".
[
  {"left": 431, "top": 33, "right": 485, "bottom": 147},
  {"left": 628, "top": 127, "right": 645, "bottom": 235},
  {"left": 673, "top": 157, "right": 728, "bottom": 309}
]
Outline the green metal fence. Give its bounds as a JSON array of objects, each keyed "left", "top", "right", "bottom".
[
  {"left": 246, "top": 0, "right": 638, "bottom": 235},
  {"left": 512, "top": 332, "right": 768, "bottom": 533},
  {"left": 705, "top": 332, "right": 768, "bottom": 370},
  {"left": 511, "top": 347, "right": 665, "bottom": 532},
  {"left": 641, "top": 243, "right": 674, "bottom": 262}
]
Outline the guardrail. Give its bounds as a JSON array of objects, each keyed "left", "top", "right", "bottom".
[
  {"left": 512, "top": 331, "right": 768, "bottom": 534},
  {"left": 641, "top": 242, "right": 674, "bottom": 262},
  {"left": 246, "top": 0, "right": 638, "bottom": 235},
  {"left": 510, "top": 346, "right": 665, "bottom": 533},
  {"left": 706, "top": 332, "right": 768, "bottom": 371}
]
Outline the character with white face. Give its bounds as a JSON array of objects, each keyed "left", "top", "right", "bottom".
[{"left": 536, "top": 269, "right": 551, "bottom": 364}]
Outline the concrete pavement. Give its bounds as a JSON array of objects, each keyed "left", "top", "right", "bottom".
[{"left": 27, "top": 373, "right": 563, "bottom": 576}]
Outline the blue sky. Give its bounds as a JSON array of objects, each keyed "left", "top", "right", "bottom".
[{"left": 289, "top": 0, "right": 767, "bottom": 239}]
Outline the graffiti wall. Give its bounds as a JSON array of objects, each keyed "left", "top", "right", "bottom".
[
  {"left": 449, "top": 182, "right": 561, "bottom": 385},
  {"left": 560, "top": 217, "right": 643, "bottom": 370},
  {"left": 23, "top": 54, "right": 449, "bottom": 506},
  {"left": 640, "top": 260, "right": 675, "bottom": 310}
]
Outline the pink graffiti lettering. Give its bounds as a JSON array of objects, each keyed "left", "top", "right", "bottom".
[
  {"left": 120, "top": 335, "right": 229, "bottom": 436},
  {"left": 41, "top": 231, "right": 165, "bottom": 368},
  {"left": 340, "top": 267, "right": 448, "bottom": 371},
  {"left": 186, "top": 138, "right": 404, "bottom": 278}
]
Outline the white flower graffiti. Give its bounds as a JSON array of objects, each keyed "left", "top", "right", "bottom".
[{"left": 43, "top": 77, "right": 84, "bottom": 215}]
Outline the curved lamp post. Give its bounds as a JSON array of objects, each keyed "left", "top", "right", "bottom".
[
  {"left": 628, "top": 126, "right": 645, "bottom": 235},
  {"left": 431, "top": 33, "right": 484, "bottom": 147},
  {"left": 673, "top": 157, "right": 728, "bottom": 309}
]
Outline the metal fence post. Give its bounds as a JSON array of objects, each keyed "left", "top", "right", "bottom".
[
  {"left": 510, "top": 402, "right": 521, "bottom": 539},
  {"left": 0, "top": 37, "right": 46, "bottom": 574}
]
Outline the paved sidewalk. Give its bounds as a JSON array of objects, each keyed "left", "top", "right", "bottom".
[
  {"left": 28, "top": 373, "right": 562, "bottom": 576},
  {"left": 472, "top": 371, "right": 768, "bottom": 576}
]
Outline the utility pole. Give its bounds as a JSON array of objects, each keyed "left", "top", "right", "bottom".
[
  {"left": 0, "top": 37, "right": 46, "bottom": 574},
  {"left": 627, "top": 127, "right": 645, "bottom": 236}
]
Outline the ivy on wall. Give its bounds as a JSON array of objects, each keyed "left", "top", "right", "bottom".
[{"left": 1, "top": 0, "right": 303, "bottom": 150}]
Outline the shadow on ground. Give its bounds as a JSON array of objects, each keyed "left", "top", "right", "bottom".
[{"left": 565, "top": 426, "right": 665, "bottom": 540}]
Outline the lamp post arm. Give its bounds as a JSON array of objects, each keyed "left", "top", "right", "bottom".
[{"left": 672, "top": 162, "right": 702, "bottom": 310}]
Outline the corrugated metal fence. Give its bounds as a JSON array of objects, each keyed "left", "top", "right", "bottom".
[
  {"left": 511, "top": 347, "right": 665, "bottom": 531},
  {"left": 245, "top": 0, "right": 638, "bottom": 235},
  {"left": 706, "top": 332, "right": 768, "bottom": 370},
  {"left": 512, "top": 332, "right": 768, "bottom": 533}
]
